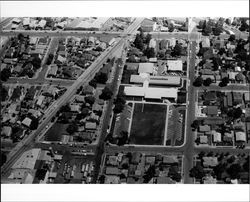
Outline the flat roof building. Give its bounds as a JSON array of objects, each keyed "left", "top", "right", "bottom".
[
  {"left": 124, "top": 86, "right": 178, "bottom": 100},
  {"left": 167, "top": 60, "right": 183, "bottom": 71},
  {"left": 130, "top": 74, "right": 181, "bottom": 86},
  {"left": 138, "top": 63, "right": 154, "bottom": 74}
]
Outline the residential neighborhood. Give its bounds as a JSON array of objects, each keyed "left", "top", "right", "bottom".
[{"left": 1, "top": 17, "right": 249, "bottom": 186}]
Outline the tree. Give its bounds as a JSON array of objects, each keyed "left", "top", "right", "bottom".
[
  {"left": 99, "top": 86, "right": 113, "bottom": 100},
  {"left": 85, "top": 96, "right": 95, "bottom": 105},
  {"left": 227, "top": 164, "right": 241, "bottom": 179},
  {"left": 1, "top": 68, "right": 11, "bottom": 81},
  {"left": 89, "top": 79, "right": 97, "bottom": 88},
  {"left": 134, "top": 34, "right": 144, "bottom": 51},
  {"left": 17, "top": 33, "right": 25, "bottom": 41},
  {"left": 219, "top": 77, "right": 230, "bottom": 87},
  {"left": 213, "top": 163, "right": 226, "bottom": 180},
  {"left": 94, "top": 72, "right": 108, "bottom": 84},
  {"left": 191, "top": 120, "right": 200, "bottom": 130},
  {"left": 66, "top": 123, "right": 78, "bottom": 134},
  {"left": 143, "top": 165, "right": 156, "bottom": 183},
  {"left": 213, "top": 27, "right": 223, "bottom": 36},
  {"left": 225, "top": 18, "right": 232, "bottom": 25},
  {"left": 203, "top": 77, "right": 213, "bottom": 86},
  {"left": 172, "top": 44, "right": 183, "bottom": 57},
  {"left": 145, "top": 33, "right": 152, "bottom": 45},
  {"left": 81, "top": 108, "right": 90, "bottom": 117},
  {"left": 189, "top": 165, "right": 205, "bottom": 179},
  {"left": 99, "top": 175, "right": 105, "bottom": 184},
  {"left": 1, "top": 152, "right": 7, "bottom": 166},
  {"left": 193, "top": 77, "right": 203, "bottom": 87},
  {"left": 117, "top": 131, "right": 128, "bottom": 146},
  {"left": 168, "top": 23, "right": 174, "bottom": 32},
  {"left": 198, "top": 20, "right": 206, "bottom": 29},
  {"left": 239, "top": 20, "right": 249, "bottom": 32},
  {"left": 46, "top": 53, "right": 54, "bottom": 65},
  {"left": 203, "top": 24, "right": 212, "bottom": 35},
  {"left": 144, "top": 47, "right": 155, "bottom": 58},
  {"left": 1, "top": 86, "right": 8, "bottom": 101},
  {"left": 233, "top": 107, "right": 243, "bottom": 119},
  {"left": 113, "top": 102, "right": 125, "bottom": 114},
  {"left": 228, "top": 34, "right": 236, "bottom": 42},
  {"left": 30, "top": 117, "right": 39, "bottom": 130},
  {"left": 31, "top": 56, "right": 42, "bottom": 69}
]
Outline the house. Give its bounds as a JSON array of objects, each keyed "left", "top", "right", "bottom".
[
  {"left": 22, "top": 117, "right": 32, "bottom": 127},
  {"left": 28, "top": 109, "right": 42, "bottom": 118},
  {"left": 201, "top": 37, "right": 210, "bottom": 48},
  {"left": 149, "top": 58, "right": 157, "bottom": 63},
  {"left": 1, "top": 126, "right": 12, "bottom": 137},
  {"left": 131, "top": 152, "right": 141, "bottom": 164},
  {"left": 29, "top": 37, "right": 37, "bottom": 45},
  {"left": 48, "top": 64, "right": 58, "bottom": 77},
  {"left": 200, "top": 135, "right": 208, "bottom": 144},
  {"left": 149, "top": 38, "right": 157, "bottom": 49},
  {"left": 244, "top": 92, "right": 250, "bottom": 103},
  {"left": 85, "top": 122, "right": 97, "bottom": 130},
  {"left": 157, "top": 177, "right": 175, "bottom": 184},
  {"left": 235, "top": 131, "right": 246, "bottom": 142},
  {"left": 167, "top": 60, "right": 183, "bottom": 71},
  {"left": 1, "top": 63, "right": 7, "bottom": 71},
  {"left": 224, "top": 132, "right": 233, "bottom": 142},
  {"left": 145, "top": 156, "right": 155, "bottom": 164},
  {"left": 212, "top": 131, "right": 222, "bottom": 142},
  {"left": 226, "top": 92, "right": 233, "bottom": 107},
  {"left": 199, "top": 125, "right": 211, "bottom": 132},
  {"left": 221, "top": 72, "right": 228, "bottom": 79},
  {"left": 232, "top": 92, "right": 242, "bottom": 104},
  {"left": 203, "top": 157, "right": 218, "bottom": 167},
  {"left": 75, "top": 95, "right": 85, "bottom": 103},
  {"left": 57, "top": 55, "right": 67, "bottom": 63},
  {"left": 204, "top": 91, "right": 217, "bottom": 101},
  {"left": 83, "top": 85, "right": 94, "bottom": 95},
  {"left": 228, "top": 72, "right": 237, "bottom": 81},
  {"left": 13, "top": 64, "right": 23, "bottom": 74},
  {"left": 105, "top": 167, "right": 120, "bottom": 175},
  {"left": 36, "top": 95, "right": 45, "bottom": 106},
  {"left": 234, "top": 66, "right": 241, "bottom": 72},
  {"left": 70, "top": 104, "right": 81, "bottom": 112},
  {"left": 140, "top": 18, "right": 157, "bottom": 32},
  {"left": 163, "top": 156, "right": 178, "bottom": 164},
  {"left": 159, "top": 40, "right": 169, "bottom": 50},
  {"left": 107, "top": 156, "right": 118, "bottom": 166},
  {"left": 206, "top": 106, "right": 218, "bottom": 116}
]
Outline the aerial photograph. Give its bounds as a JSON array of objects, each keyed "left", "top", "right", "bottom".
[{"left": 0, "top": 16, "right": 249, "bottom": 185}]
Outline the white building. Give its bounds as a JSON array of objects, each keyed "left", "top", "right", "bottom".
[
  {"left": 138, "top": 63, "right": 154, "bottom": 74},
  {"left": 235, "top": 131, "right": 246, "bottom": 142},
  {"left": 167, "top": 60, "right": 183, "bottom": 71}
]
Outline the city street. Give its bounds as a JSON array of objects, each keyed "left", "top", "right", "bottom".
[{"left": 1, "top": 18, "right": 145, "bottom": 177}]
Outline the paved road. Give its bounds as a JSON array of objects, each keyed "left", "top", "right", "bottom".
[
  {"left": 182, "top": 41, "right": 197, "bottom": 183},
  {"left": 0, "top": 30, "right": 120, "bottom": 38},
  {"left": 1, "top": 18, "right": 144, "bottom": 177}
]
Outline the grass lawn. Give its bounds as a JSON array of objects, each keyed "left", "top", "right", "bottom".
[
  {"left": 129, "top": 103, "right": 167, "bottom": 145},
  {"left": 44, "top": 123, "right": 69, "bottom": 142}
]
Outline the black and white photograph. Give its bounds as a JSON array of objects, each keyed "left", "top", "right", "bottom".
[{"left": 1, "top": 1, "right": 249, "bottom": 202}]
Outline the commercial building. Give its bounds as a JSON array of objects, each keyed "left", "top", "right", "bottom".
[
  {"left": 124, "top": 86, "right": 178, "bottom": 100},
  {"left": 167, "top": 60, "right": 183, "bottom": 71},
  {"left": 12, "top": 148, "right": 41, "bottom": 170},
  {"left": 130, "top": 74, "right": 181, "bottom": 86},
  {"left": 138, "top": 63, "right": 154, "bottom": 74},
  {"left": 140, "top": 18, "right": 157, "bottom": 32}
]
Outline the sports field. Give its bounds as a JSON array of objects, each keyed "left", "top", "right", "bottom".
[{"left": 129, "top": 103, "right": 167, "bottom": 145}]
